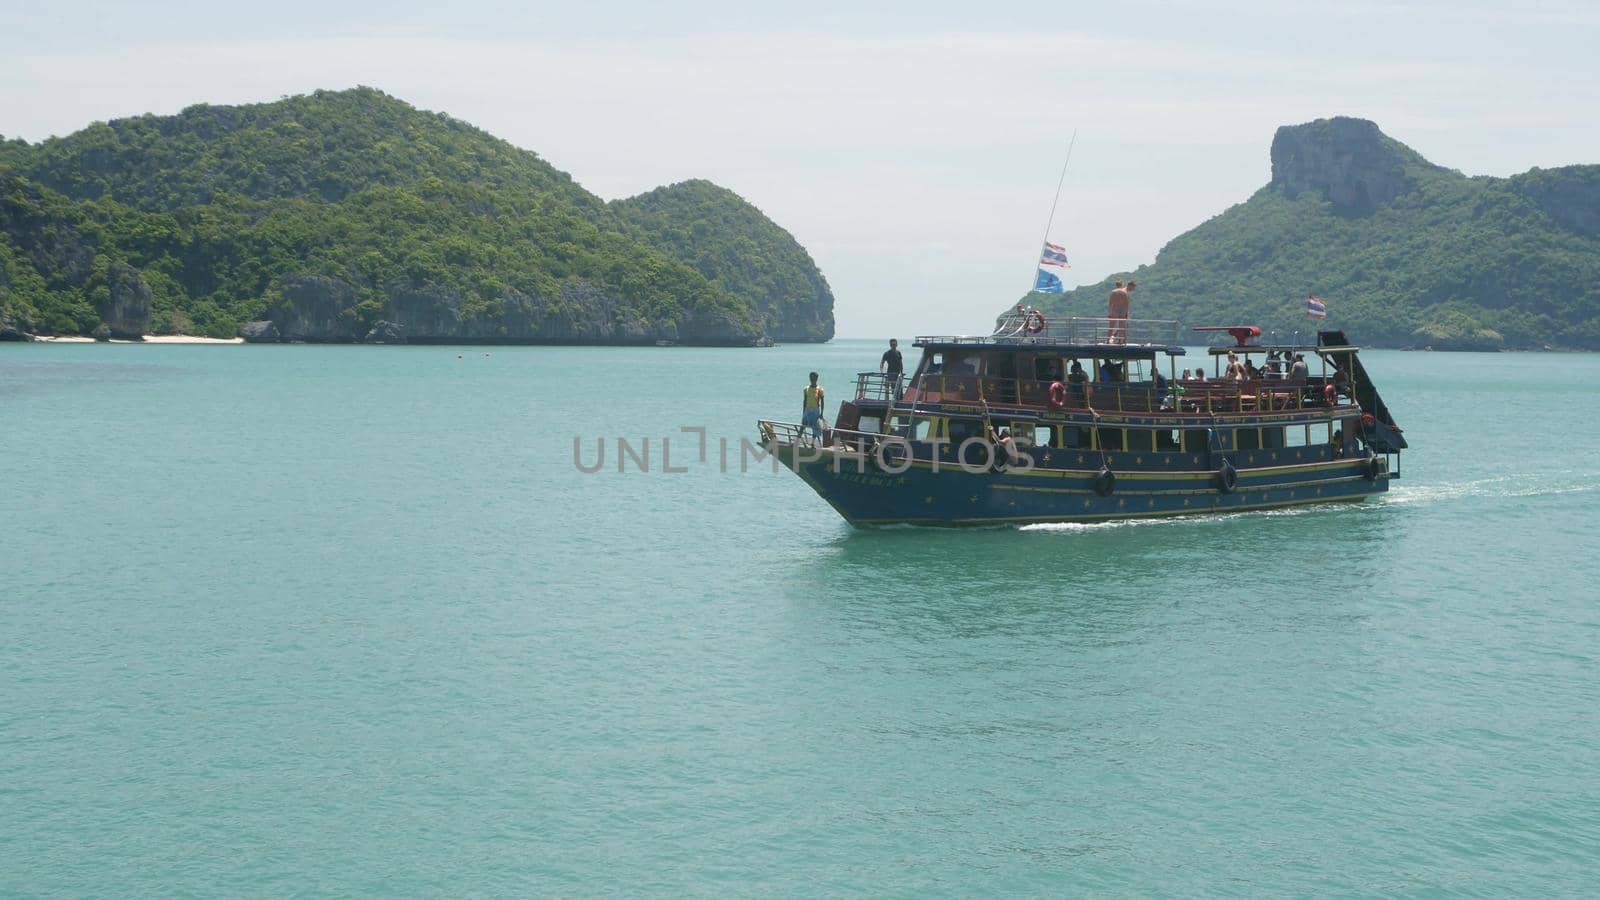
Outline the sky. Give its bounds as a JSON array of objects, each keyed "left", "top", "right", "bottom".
[{"left": 3, "top": 1, "right": 1598, "bottom": 337}]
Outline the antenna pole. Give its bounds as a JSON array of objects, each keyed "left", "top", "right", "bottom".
[{"left": 1029, "top": 130, "right": 1078, "bottom": 295}]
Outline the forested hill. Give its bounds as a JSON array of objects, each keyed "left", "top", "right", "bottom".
[
  {"left": 0, "top": 88, "right": 834, "bottom": 344},
  {"left": 1024, "top": 117, "right": 1600, "bottom": 350}
]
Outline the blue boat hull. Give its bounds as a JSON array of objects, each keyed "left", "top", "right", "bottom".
[{"left": 775, "top": 443, "right": 1387, "bottom": 527}]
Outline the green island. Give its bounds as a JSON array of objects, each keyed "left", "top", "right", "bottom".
[
  {"left": 0, "top": 87, "right": 834, "bottom": 344},
  {"left": 1025, "top": 117, "right": 1600, "bottom": 351}
]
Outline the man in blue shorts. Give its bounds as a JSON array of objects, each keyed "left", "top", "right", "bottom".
[{"left": 802, "top": 371, "right": 826, "bottom": 444}]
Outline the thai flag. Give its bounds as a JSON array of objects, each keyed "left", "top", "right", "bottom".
[
  {"left": 1039, "top": 241, "right": 1070, "bottom": 268},
  {"left": 1306, "top": 294, "right": 1327, "bottom": 319}
]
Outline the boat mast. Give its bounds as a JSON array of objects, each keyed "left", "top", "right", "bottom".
[{"left": 1029, "top": 130, "right": 1078, "bottom": 295}]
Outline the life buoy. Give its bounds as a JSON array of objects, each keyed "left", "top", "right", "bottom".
[
  {"left": 1093, "top": 465, "right": 1116, "bottom": 497},
  {"left": 1363, "top": 451, "right": 1381, "bottom": 482},
  {"left": 1025, "top": 309, "right": 1046, "bottom": 334},
  {"left": 1048, "top": 380, "right": 1068, "bottom": 408},
  {"left": 1217, "top": 459, "right": 1237, "bottom": 493}
]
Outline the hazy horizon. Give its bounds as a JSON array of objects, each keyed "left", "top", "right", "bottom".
[{"left": 5, "top": 1, "right": 1596, "bottom": 339}]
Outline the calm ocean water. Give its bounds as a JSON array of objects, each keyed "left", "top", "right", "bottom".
[{"left": 3, "top": 339, "right": 1600, "bottom": 895}]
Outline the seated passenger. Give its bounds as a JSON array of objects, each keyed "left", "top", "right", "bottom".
[
  {"left": 1181, "top": 368, "right": 1193, "bottom": 380},
  {"left": 1244, "top": 358, "right": 1261, "bottom": 379},
  {"left": 1290, "top": 353, "right": 1309, "bottom": 381},
  {"left": 1068, "top": 360, "right": 1087, "bottom": 383}
]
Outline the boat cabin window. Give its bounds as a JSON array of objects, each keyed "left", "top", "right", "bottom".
[
  {"left": 1238, "top": 428, "right": 1261, "bottom": 451},
  {"left": 986, "top": 353, "right": 1017, "bottom": 380},
  {"left": 1031, "top": 424, "right": 1052, "bottom": 448},
  {"left": 1060, "top": 426, "right": 1091, "bottom": 449},
  {"left": 1183, "top": 429, "right": 1207, "bottom": 452},
  {"left": 1284, "top": 424, "right": 1309, "bottom": 448},
  {"left": 1126, "top": 429, "right": 1155, "bottom": 452},
  {"left": 1156, "top": 429, "right": 1181, "bottom": 451},
  {"left": 888, "top": 415, "right": 932, "bottom": 441},
  {"left": 858, "top": 414, "right": 883, "bottom": 436},
  {"left": 948, "top": 418, "right": 984, "bottom": 446}
]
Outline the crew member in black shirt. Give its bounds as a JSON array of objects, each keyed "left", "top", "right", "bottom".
[{"left": 880, "top": 338, "right": 904, "bottom": 399}]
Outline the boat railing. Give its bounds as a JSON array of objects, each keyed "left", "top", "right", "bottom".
[
  {"left": 895, "top": 373, "right": 1355, "bottom": 416},
  {"left": 919, "top": 316, "right": 1181, "bottom": 348},
  {"left": 757, "top": 418, "right": 890, "bottom": 452},
  {"left": 854, "top": 372, "right": 903, "bottom": 401}
]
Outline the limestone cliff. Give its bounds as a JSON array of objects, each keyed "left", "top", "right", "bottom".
[
  {"left": 245, "top": 274, "right": 758, "bottom": 345},
  {"left": 1269, "top": 117, "right": 1442, "bottom": 215}
]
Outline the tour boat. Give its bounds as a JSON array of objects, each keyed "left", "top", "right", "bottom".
[{"left": 757, "top": 309, "right": 1407, "bottom": 527}]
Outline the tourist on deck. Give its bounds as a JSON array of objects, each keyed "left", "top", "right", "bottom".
[
  {"left": 1181, "top": 368, "right": 1193, "bottom": 380},
  {"left": 1224, "top": 351, "right": 1247, "bottom": 381},
  {"left": 1265, "top": 350, "right": 1284, "bottom": 379},
  {"left": 880, "top": 338, "right": 904, "bottom": 400},
  {"left": 1290, "top": 353, "right": 1309, "bottom": 381},
  {"left": 1331, "top": 363, "right": 1349, "bottom": 392},
  {"left": 802, "top": 371, "right": 826, "bottom": 443},
  {"left": 1244, "top": 357, "right": 1261, "bottom": 380},
  {"left": 1067, "top": 359, "right": 1089, "bottom": 406},
  {"left": 1107, "top": 280, "right": 1133, "bottom": 344}
]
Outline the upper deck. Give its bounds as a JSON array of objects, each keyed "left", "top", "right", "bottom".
[{"left": 915, "top": 315, "right": 1186, "bottom": 357}]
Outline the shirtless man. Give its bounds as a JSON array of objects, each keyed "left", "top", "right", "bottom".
[{"left": 1107, "top": 280, "right": 1134, "bottom": 344}]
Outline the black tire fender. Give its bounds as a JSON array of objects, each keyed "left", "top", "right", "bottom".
[
  {"left": 1217, "top": 459, "right": 1238, "bottom": 494},
  {"left": 1093, "top": 466, "right": 1116, "bottom": 497}
]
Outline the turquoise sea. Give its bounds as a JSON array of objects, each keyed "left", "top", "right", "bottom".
[{"left": 4, "top": 339, "right": 1600, "bottom": 895}]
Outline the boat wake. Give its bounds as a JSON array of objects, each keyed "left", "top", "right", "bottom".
[
  {"left": 1380, "top": 475, "right": 1600, "bottom": 507},
  {"left": 1019, "top": 504, "right": 1325, "bottom": 533}
]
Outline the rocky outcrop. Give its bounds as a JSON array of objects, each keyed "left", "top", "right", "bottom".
[
  {"left": 0, "top": 315, "right": 35, "bottom": 341},
  {"left": 1270, "top": 117, "right": 1437, "bottom": 215},
  {"left": 248, "top": 274, "right": 762, "bottom": 345},
  {"left": 1509, "top": 165, "right": 1600, "bottom": 239},
  {"left": 240, "top": 320, "right": 280, "bottom": 343},
  {"left": 363, "top": 320, "right": 407, "bottom": 344},
  {"left": 97, "top": 262, "right": 150, "bottom": 339},
  {"left": 269, "top": 275, "right": 363, "bottom": 342}
]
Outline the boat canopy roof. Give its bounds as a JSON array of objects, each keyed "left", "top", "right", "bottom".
[
  {"left": 916, "top": 315, "right": 1187, "bottom": 357},
  {"left": 1206, "top": 344, "right": 1360, "bottom": 355},
  {"left": 913, "top": 336, "right": 1187, "bottom": 358}
]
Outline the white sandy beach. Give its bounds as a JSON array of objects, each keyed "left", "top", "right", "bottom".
[{"left": 36, "top": 335, "right": 245, "bottom": 344}]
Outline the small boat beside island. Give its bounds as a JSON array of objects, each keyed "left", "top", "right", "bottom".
[{"left": 758, "top": 308, "right": 1408, "bottom": 527}]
